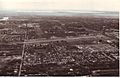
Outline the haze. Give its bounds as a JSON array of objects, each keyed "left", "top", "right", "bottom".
[{"left": 0, "top": 0, "right": 119, "bottom": 11}]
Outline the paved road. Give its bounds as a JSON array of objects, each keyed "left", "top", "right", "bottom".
[
  {"left": 13, "top": 35, "right": 107, "bottom": 44},
  {"left": 18, "top": 40, "right": 26, "bottom": 76}
]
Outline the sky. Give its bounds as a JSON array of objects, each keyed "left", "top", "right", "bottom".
[{"left": 0, "top": 0, "right": 120, "bottom": 11}]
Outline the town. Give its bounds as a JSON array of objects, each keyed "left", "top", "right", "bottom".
[{"left": 0, "top": 12, "right": 119, "bottom": 76}]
